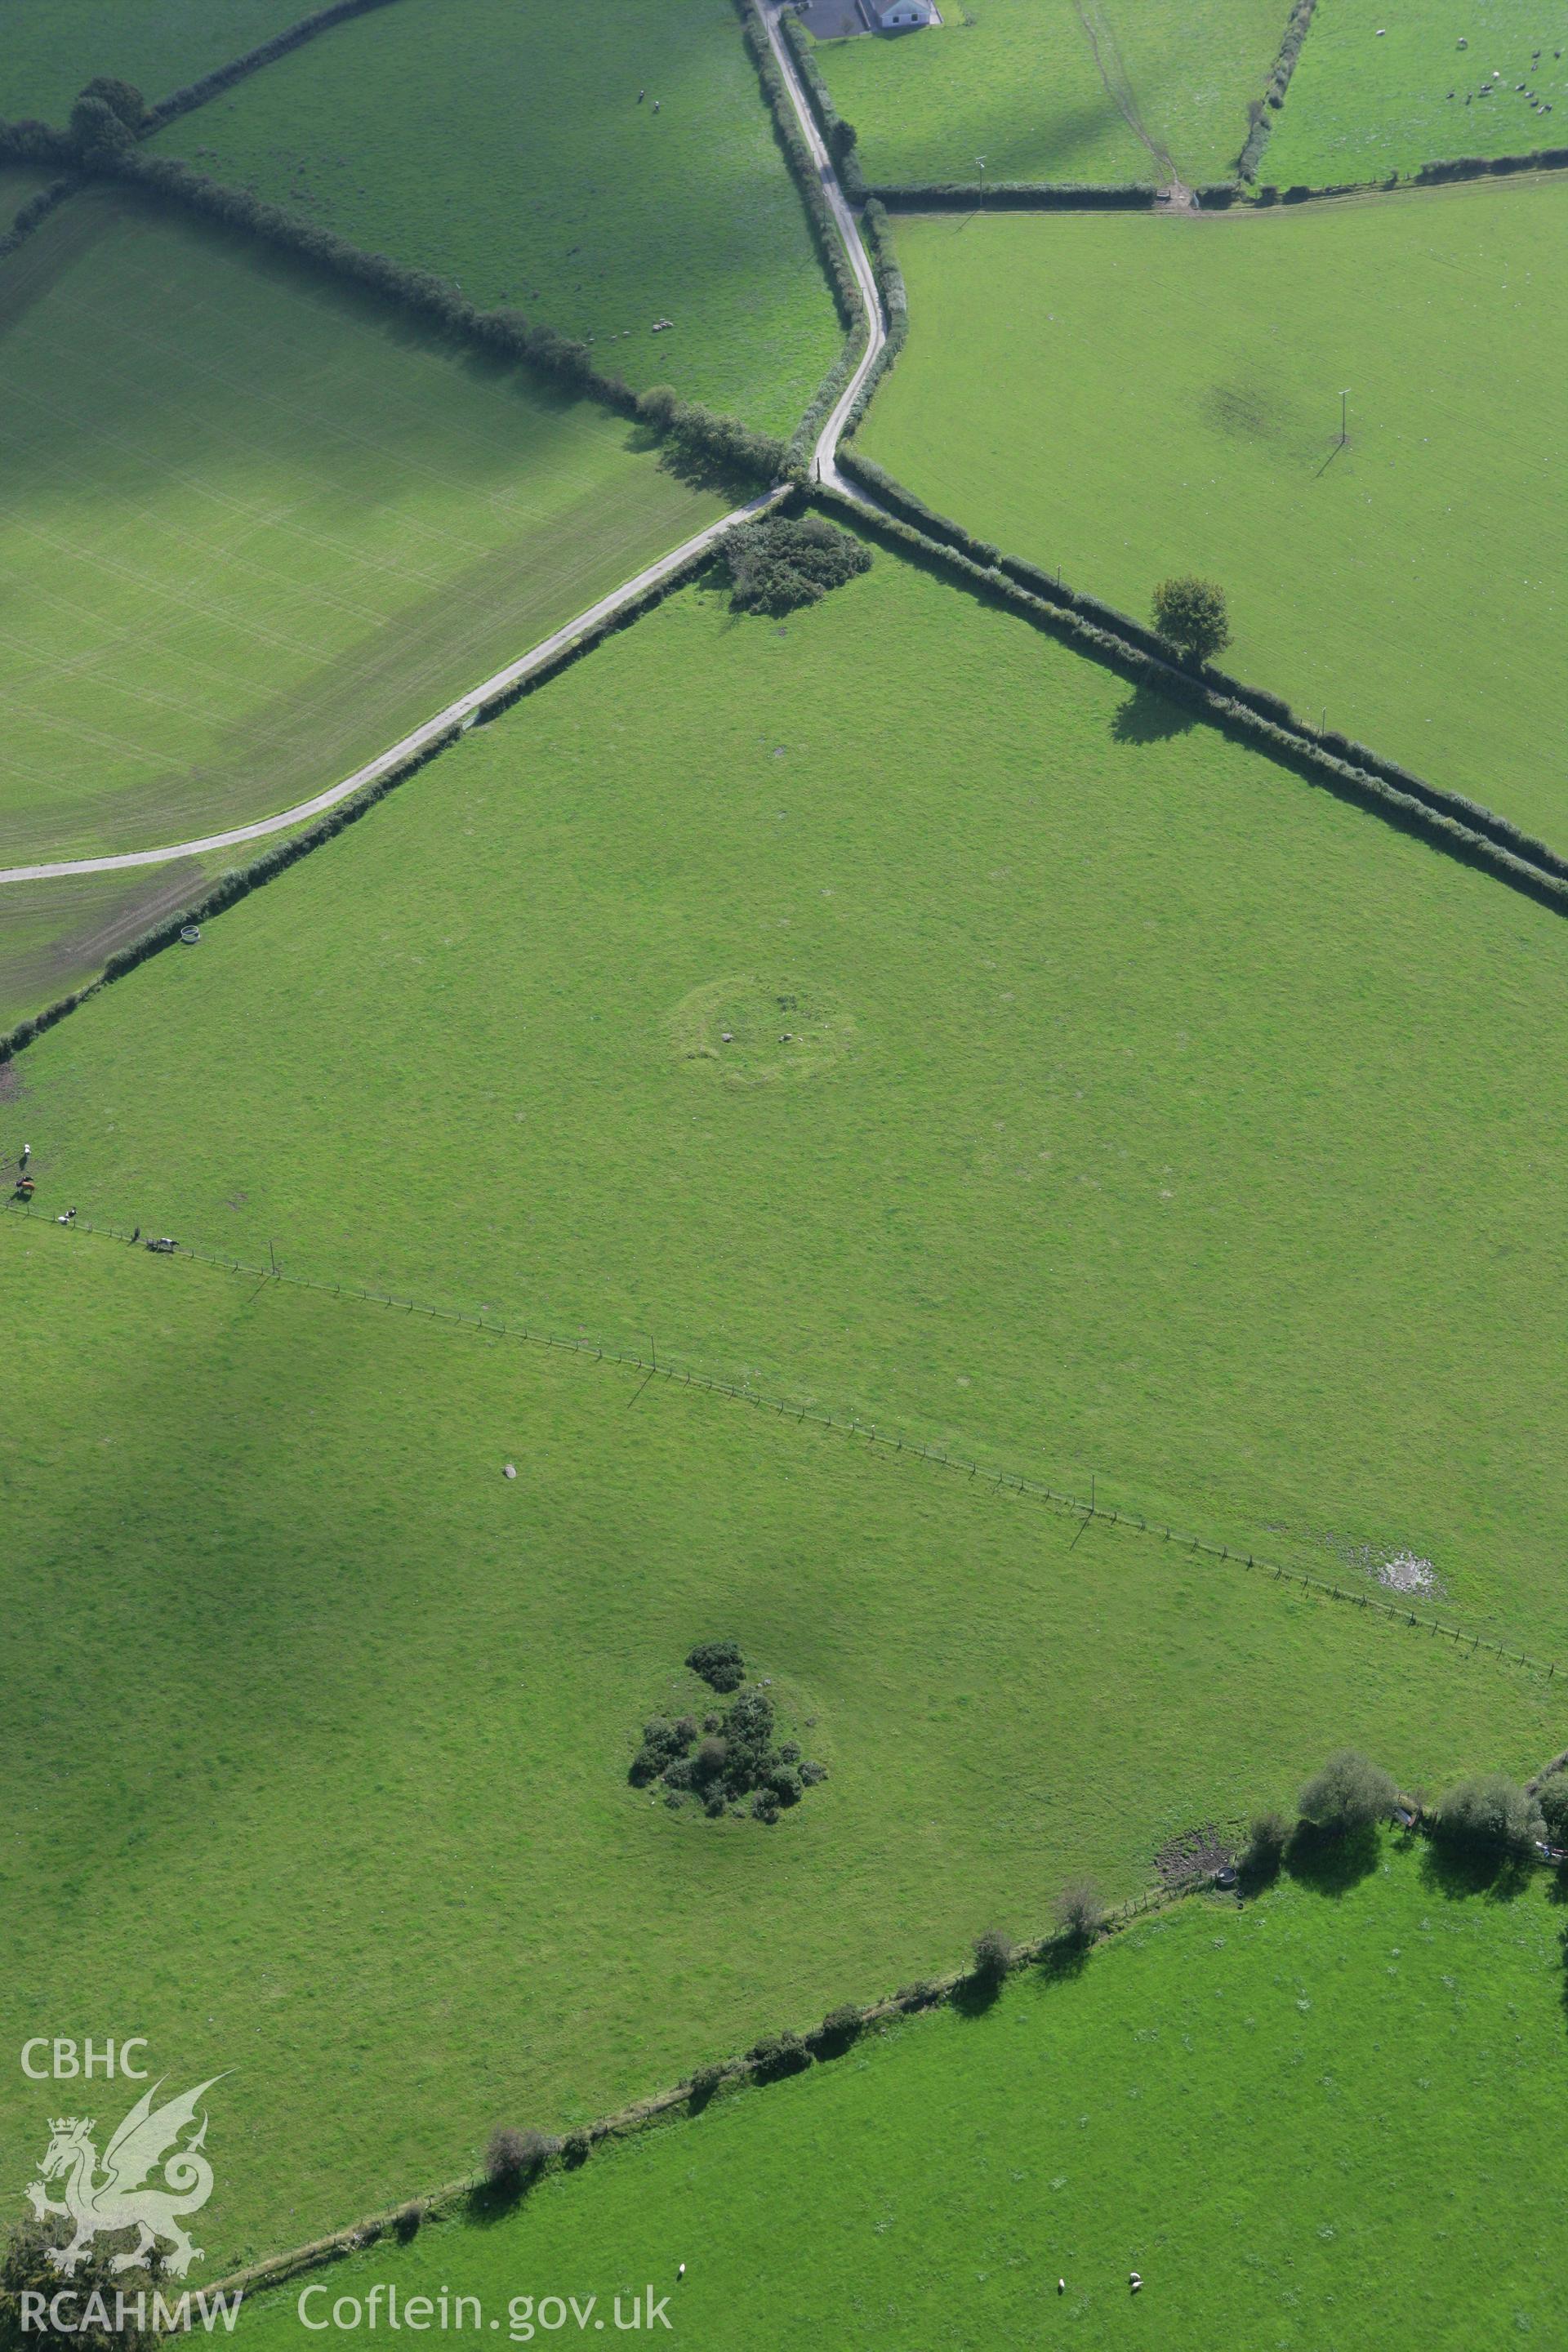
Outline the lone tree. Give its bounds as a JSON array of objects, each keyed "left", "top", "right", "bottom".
[
  {"left": 1298, "top": 1749, "right": 1396, "bottom": 1837},
  {"left": 1152, "top": 575, "right": 1232, "bottom": 666}
]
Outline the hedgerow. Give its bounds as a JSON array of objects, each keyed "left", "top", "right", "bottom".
[
  {"left": 144, "top": 0, "right": 410, "bottom": 131},
  {"left": 1238, "top": 0, "right": 1317, "bottom": 180},
  {"left": 806, "top": 482, "right": 1568, "bottom": 915},
  {"left": 733, "top": 0, "right": 863, "bottom": 331},
  {"left": 777, "top": 10, "right": 866, "bottom": 200}
]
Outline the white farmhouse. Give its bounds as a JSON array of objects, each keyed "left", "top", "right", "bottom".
[{"left": 876, "top": 0, "right": 938, "bottom": 26}]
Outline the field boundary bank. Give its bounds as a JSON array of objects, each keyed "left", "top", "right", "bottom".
[
  {"left": 862, "top": 145, "right": 1568, "bottom": 211},
  {"left": 193, "top": 1878, "right": 1214, "bottom": 2308},
  {"left": 5, "top": 1200, "right": 1557, "bottom": 1682},
  {"left": 813, "top": 471, "right": 1568, "bottom": 909}
]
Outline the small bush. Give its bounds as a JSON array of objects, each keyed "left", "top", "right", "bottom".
[
  {"left": 1242, "top": 1810, "right": 1291, "bottom": 1879},
  {"left": 779, "top": 1740, "right": 801, "bottom": 1764},
  {"left": 561, "top": 2130, "right": 590, "bottom": 2170},
  {"left": 1298, "top": 1750, "right": 1396, "bottom": 1836},
  {"left": 723, "top": 514, "right": 871, "bottom": 617},
  {"left": 800, "top": 1759, "right": 829, "bottom": 1786},
  {"left": 686, "top": 1639, "right": 745, "bottom": 1692},
  {"left": 971, "top": 1927, "right": 1014, "bottom": 1984},
  {"left": 1055, "top": 1878, "right": 1103, "bottom": 1944},
  {"left": 1430, "top": 1774, "right": 1544, "bottom": 1858},
  {"left": 817, "top": 2002, "right": 863, "bottom": 2050},
  {"left": 766, "top": 1762, "right": 804, "bottom": 1808},
  {"left": 751, "top": 1789, "right": 781, "bottom": 1824},
  {"left": 747, "top": 2029, "right": 811, "bottom": 2082},
  {"left": 393, "top": 2201, "right": 424, "bottom": 2244},
  {"left": 485, "top": 2127, "right": 555, "bottom": 2189},
  {"left": 688, "top": 2062, "right": 725, "bottom": 2104}
]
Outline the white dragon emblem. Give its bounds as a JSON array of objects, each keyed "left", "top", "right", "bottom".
[{"left": 25, "top": 2078, "right": 225, "bottom": 2278}]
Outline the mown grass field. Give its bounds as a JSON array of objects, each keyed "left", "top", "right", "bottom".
[
  {"left": 1265, "top": 0, "right": 1568, "bottom": 187},
  {"left": 0, "top": 0, "right": 309, "bottom": 123},
  {"left": 233, "top": 1834, "right": 1568, "bottom": 2352},
  {"left": 1, "top": 1215, "right": 1559, "bottom": 2270},
  {"left": 7, "top": 546, "right": 1568, "bottom": 1656},
  {"left": 149, "top": 0, "right": 844, "bottom": 437},
  {"left": 858, "top": 180, "right": 1566, "bottom": 838},
  {"left": 810, "top": 0, "right": 1286, "bottom": 187},
  {"left": 0, "top": 185, "right": 722, "bottom": 862}
]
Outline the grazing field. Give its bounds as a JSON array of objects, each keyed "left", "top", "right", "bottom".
[
  {"left": 149, "top": 0, "right": 844, "bottom": 436},
  {"left": 1, "top": 165, "right": 53, "bottom": 222},
  {"left": 1265, "top": 0, "right": 1568, "bottom": 188},
  {"left": 0, "top": 0, "right": 310, "bottom": 123},
  {"left": 234, "top": 1836, "right": 1568, "bottom": 2352},
  {"left": 0, "top": 185, "right": 723, "bottom": 862},
  {"left": 8, "top": 547, "right": 1568, "bottom": 1655},
  {"left": 809, "top": 0, "right": 1287, "bottom": 188},
  {"left": 858, "top": 181, "right": 1567, "bottom": 837},
  {"left": 0, "top": 1218, "right": 1559, "bottom": 2268}
]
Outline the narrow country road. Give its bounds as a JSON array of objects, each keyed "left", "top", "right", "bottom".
[
  {"left": 4, "top": 18, "right": 888, "bottom": 890},
  {"left": 0, "top": 488, "right": 786, "bottom": 886},
  {"left": 760, "top": 1, "right": 887, "bottom": 488}
]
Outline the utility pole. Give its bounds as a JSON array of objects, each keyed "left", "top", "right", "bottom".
[{"left": 1340, "top": 387, "right": 1349, "bottom": 445}]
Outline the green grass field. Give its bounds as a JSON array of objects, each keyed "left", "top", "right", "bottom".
[
  {"left": 1, "top": 1214, "right": 1559, "bottom": 2270},
  {"left": 1265, "top": 0, "right": 1568, "bottom": 187},
  {"left": 7, "top": 546, "right": 1568, "bottom": 1656},
  {"left": 234, "top": 1834, "right": 1568, "bottom": 2350},
  {"left": 149, "top": 0, "right": 844, "bottom": 437},
  {"left": 811, "top": 0, "right": 1288, "bottom": 187},
  {"left": 1, "top": 164, "right": 52, "bottom": 220},
  {"left": 0, "top": 185, "right": 722, "bottom": 862},
  {"left": 0, "top": 0, "right": 310, "bottom": 122},
  {"left": 858, "top": 181, "right": 1566, "bottom": 838}
]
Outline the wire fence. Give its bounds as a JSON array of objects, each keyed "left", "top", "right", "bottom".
[{"left": 5, "top": 1198, "right": 1558, "bottom": 1683}]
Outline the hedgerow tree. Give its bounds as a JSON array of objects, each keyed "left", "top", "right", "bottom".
[
  {"left": 1055, "top": 1878, "right": 1103, "bottom": 1944},
  {"left": 1538, "top": 1775, "right": 1568, "bottom": 1846},
  {"left": 1152, "top": 575, "right": 1232, "bottom": 665},
  {"left": 78, "top": 76, "right": 145, "bottom": 131},
  {"left": 1298, "top": 1749, "right": 1396, "bottom": 1836},
  {"left": 1429, "top": 1774, "right": 1543, "bottom": 1858}
]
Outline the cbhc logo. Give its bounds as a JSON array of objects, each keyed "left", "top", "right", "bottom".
[{"left": 20, "top": 2039, "right": 149, "bottom": 2079}]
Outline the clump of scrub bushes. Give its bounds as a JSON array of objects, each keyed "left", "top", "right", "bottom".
[
  {"left": 628, "top": 1647, "right": 826, "bottom": 1823},
  {"left": 720, "top": 513, "right": 871, "bottom": 615}
]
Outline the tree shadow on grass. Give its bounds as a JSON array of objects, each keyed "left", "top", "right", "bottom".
[
  {"left": 1032, "top": 1932, "right": 1092, "bottom": 1988},
  {"left": 1110, "top": 685, "right": 1198, "bottom": 746},
  {"left": 951, "top": 1970, "right": 1006, "bottom": 2020},
  {"left": 1284, "top": 1820, "right": 1382, "bottom": 1896},
  {"left": 1418, "top": 1838, "right": 1535, "bottom": 1905},
  {"left": 466, "top": 2169, "right": 546, "bottom": 2227}
]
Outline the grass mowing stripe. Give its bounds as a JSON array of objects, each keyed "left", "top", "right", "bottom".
[{"left": 0, "top": 186, "right": 724, "bottom": 864}]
